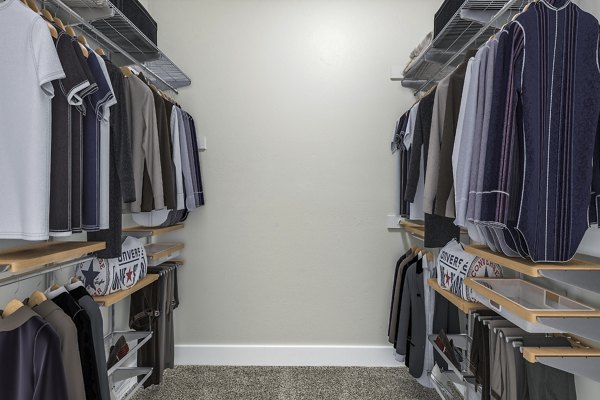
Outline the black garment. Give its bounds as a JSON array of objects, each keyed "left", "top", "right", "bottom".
[
  {"left": 49, "top": 31, "right": 90, "bottom": 235},
  {"left": 396, "top": 259, "right": 426, "bottom": 378},
  {"left": 69, "top": 286, "right": 110, "bottom": 400},
  {"left": 405, "top": 88, "right": 435, "bottom": 203},
  {"left": 393, "top": 111, "right": 411, "bottom": 217},
  {"left": 388, "top": 249, "right": 413, "bottom": 338},
  {"left": 469, "top": 310, "right": 498, "bottom": 400},
  {"left": 52, "top": 292, "right": 102, "bottom": 400},
  {"left": 0, "top": 306, "right": 69, "bottom": 400},
  {"left": 88, "top": 56, "right": 136, "bottom": 258},
  {"left": 187, "top": 114, "right": 205, "bottom": 206},
  {"left": 69, "top": 37, "right": 98, "bottom": 233},
  {"left": 130, "top": 264, "right": 180, "bottom": 386},
  {"left": 522, "top": 336, "right": 577, "bottom": 400},
  {"left": 424, "top": 213, "right": 460, "bottom": 248}
]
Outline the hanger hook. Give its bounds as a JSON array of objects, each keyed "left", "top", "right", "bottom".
[{"left": 13, "top": 279, "right": 20, "bottom": 296}]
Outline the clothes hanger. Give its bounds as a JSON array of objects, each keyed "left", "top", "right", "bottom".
[
  {"left": 2, "top": 299, "right": 24, "bottom": 318},
  {"left": 53, "top": 17, "right": 66, "bottom": 31},
  {"left": 63, "top": 25, "right": 90, "bottom": 58},
  {"left": 27, "top": 291, "right": 47, "bottom": 308},
  {"left": 21, "top": 0, "right": 58, "bottom": 39},
  {"left": 95, "top": 47, "right": 106, "bottom": 56},
  {"left": 78, "top": 35, "right": 89, "bottom": 46},
  {"left": 121, "top": 66, "right": 134, "bottom": 77}
]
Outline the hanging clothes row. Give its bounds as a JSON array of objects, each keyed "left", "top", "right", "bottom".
[
  {"left": 0, "top": 0, "right": 204, "bottom": 258},
  {"left": 469, "top": 311, "right": 578, "bottom": 400},
  {"left": 393, "top": 0, "right": 600, "bottom": 262},
  {"left": 0, "top": 279, "right": 110, "bottom": 400},
  {"left": 387, "top": 247, "right": 461, "bottom": 388}
]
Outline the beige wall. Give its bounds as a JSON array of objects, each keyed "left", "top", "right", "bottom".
[{"left": 146, "top": 0, "right": 442, "bottom": 345}]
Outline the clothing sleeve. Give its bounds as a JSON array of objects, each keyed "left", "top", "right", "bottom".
[
  {"left": 404, "top": 109, "right": 423, "bottom": 203},
  {"left": 479, "top": 24, "right": 524, "bottom": 224},
  {"left": 112, "top": 74, "right": 136, "bottom": 203},
  {"left": 31, "top": 18, "right": 65, "bottom": 96},
  {"left": 395, "top": 265, "right": 413, "bottom": 356},
  {"left": 56, "top": 34, "right": 90, "bottom": 106},
  {"left": 423, "top": 89, "right": 443, "bottom": 214},
  {"left": 144, "top": 95, "right": 166, "bottom": 210},
  {"left": 170, "top": 109, "right": 185, "bottom": 210},
  {"left": 33, "top": 325, "right": 69, "bottom": 400}
]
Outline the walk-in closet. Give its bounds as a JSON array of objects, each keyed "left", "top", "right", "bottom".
[{"left": 0, "top": 0, "right": 599, "bottom": 399}]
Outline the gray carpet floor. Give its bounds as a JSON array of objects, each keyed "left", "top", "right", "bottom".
[{"left": 130, "top": 366, "right": 439, "bottom": 400}]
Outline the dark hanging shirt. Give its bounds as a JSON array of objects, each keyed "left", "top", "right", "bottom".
[
  {"left": 51, "top": 291, "right": 102, "bottom": 400},
  {"left": 88, "top": 56, "right": 136, "bottom": 258},
  {"left": 0, "top": 306, "right": 69, "bottom": 400},
  {"left": 479, "top": 0, "right": 600, "bottom": 261}
]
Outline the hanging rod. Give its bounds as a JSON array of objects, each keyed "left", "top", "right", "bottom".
[
  {"left": 47, "top": 0, "right": 180, "bottom": 93},
  {"left": 414, "top": 0, "right": 523, "bottom": 95},
  {"left": 0, "top": 256, "right": 94, "bottom": 289}
]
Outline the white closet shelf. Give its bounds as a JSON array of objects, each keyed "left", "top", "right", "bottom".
[
  {"left": 522, "top": 347, "right": 600, "bottom": 383},
  {"left": 46, "top": 0, "right": 190, "bottom": 92},
  {"left": 94, "top": 274, "right": 159, "bottom": 307},
  {"left": 123, "top": 224, "right": 184, "bottom": 239},
  {"left": 401, "top": 0, "right": 528, "bottom": 93},
  {"left": 466, "top": 278, "right": 600, "bottom": 342},
  {"left": 106, "top": 331, "right": 153, "bottom": 376},
  {"left": 145, "top": 243, "right": 185, "bottom": 266},
  {"left": 427, "top": 278, "right": 486, "bottom": 314},
  {"left": 113, "top": 367, "right": 153, "bottom": 400},
  {"left": 464, "top": 244, "right": 600, "bottom": 293},
  {"left": 0, "top": 241, "right": 105, "bottom": 272}
]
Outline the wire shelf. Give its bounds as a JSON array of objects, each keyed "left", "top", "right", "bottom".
[
  {"left": 401, "top": 0, "right": 529, "bottom": 93},
  {"left": 45, "top": 0, "right": 191, "bottom": 92}
]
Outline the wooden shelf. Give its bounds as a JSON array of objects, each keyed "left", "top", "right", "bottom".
[
  {"left": 94, "top": 274, "right": 159, "bottom": 307},
  {"left": 123, "top": 224, "right": 184, "bottom": 238},
  {"left": 427, "top": 278, "right": 486, "bottom": 314},
  {"left": 464, "top": 244, "right": 600, "bottom": 277},
  {"left": 145, "top": 243, "right": 184, "bottom": 261},
  {"left": 400, "top": 221, "right": 425, "bottom": 239},
  {"left": 0, "top": 241, "right": 105, "bottom": 272},
  {"left": 522, "top": 347, "right": 600, "bottom": 364}
]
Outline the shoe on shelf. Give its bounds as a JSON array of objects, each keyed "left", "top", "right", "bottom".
[{"left": 107, "top": 335, "right": 130, "bottom": 369}]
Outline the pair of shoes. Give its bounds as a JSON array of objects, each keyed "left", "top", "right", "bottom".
[
  {"left": 107, "top": 336, "right": 130, "bottom": 369},
  {"left": 434, "top": 330, "right": 462, "bottom": 369}
]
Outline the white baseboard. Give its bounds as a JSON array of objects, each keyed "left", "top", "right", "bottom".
[{"left": 175, "top": 345, "right": 402, "bottom": 367}]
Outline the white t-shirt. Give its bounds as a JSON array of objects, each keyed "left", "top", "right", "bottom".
[{"left": 0, "top": 0, "right": 65, "bottom": 240}]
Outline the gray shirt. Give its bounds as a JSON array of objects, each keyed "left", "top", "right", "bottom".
[
  {"left": 125, "top": 74, "right": 165, "bottom": 213},
  {"left": 32, "top": 300, "right": 86, "bottom": 400}
]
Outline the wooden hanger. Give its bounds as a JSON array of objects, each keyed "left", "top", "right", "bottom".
[
  {"left": 23, "top": 0, "right": 39, "bottom": 12},
  {"left": 121, "top": 66, "right": 134, "bottom": 77},
  {"left": 65, "top": 25, "right": 76, "bottom": 37},
  {"left": 40, "top": 8, "right": 54, "bottom": 22},
  {"left": 50, "top": 283, "right": 61, "bottom": 291},
  {"left": 28, "top": 291, "right": 47, "bottom": 308},
  {"left": 2, "top": 299, "right": 24, "bottom": 318},
  {"left": 95, "top": 47, "right": 106, "bottom": 56},
  {"left": 54, "top": 17, "right": 66, "bottom": 31},
  {"left": 71, "top": 276, "right": 80, "bottom": 284},
  {"left": 78, "top": 35, "right": 88, "bottom": 46},
  {"left": 64, "top": 26, "right": 89, "bottom": 58}
]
